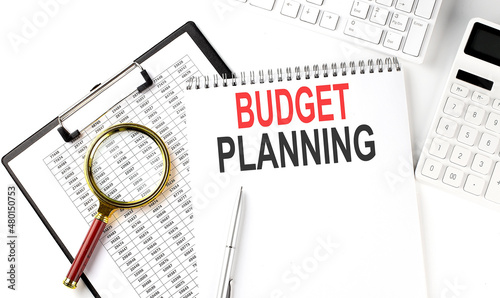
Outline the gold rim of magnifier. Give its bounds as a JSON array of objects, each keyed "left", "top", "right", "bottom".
[{"left": 83, "top": 123, "right": 170, "bottom": 210}]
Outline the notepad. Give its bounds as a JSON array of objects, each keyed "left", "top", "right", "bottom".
[{"left": 185, "top": 58, "right": 427, "bottom": 298}]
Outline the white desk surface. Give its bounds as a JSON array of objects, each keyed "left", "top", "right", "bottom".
[{"left": 1, "top": 1, "right": 500, "bottom": 297}]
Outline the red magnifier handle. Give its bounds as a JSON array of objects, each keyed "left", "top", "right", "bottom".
[{"left": 63, "top": 217, "right": 107, "bottom": 289}]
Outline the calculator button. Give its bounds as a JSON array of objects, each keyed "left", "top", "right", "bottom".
[
  {"left": 383, "top": 32, "right": 403, "bottom": 50},
  {"left": 281, "top": 1, "right": 301, "bottom": 18},
  {"left": 457, "top": 125, "right": 478, "bottom": 146},
  {"left": 464, "top": 105, "right": 486, "bottom": 126},
  {"left": 415, "top": 0, "right": 436, "bottom": 19},
  {"left": 320, "top": 12, "right": 340, "bottom": 30},
  {"left": 464, "top": 174, "right": 486, "bottom": 196},
  {"left": 450, "top": 145, "right": 471, "bottom": 167},
  {"left": 485, "top": 163, "right": 500, "bottom": 203},
  {"left": 471, "top": 91, "right": 490, "bottom": 105},
  {"left": 250, "top": 0, "right": 276, "bottom": 10},
  {"left": 485, "top": 112, "right": 500, "bottom": 133},
  {"left": 351, "top": 1, "right": 370, "bottom": 19},
  {"left": 443, "top": 166, "right": 465, "bottom": 188},
  {"left": 443, "top": 97, "right": 465, "bottom": 118},
  {"left": 376, "top": 0, "right": 393, "bottom": 6},
  {"left": 429, "top": 138, "right": 449, "bottom": 159},
  {"left": 421, "top": 158, "right": 442, "bottom": 180},
  {"left": 436, "top": 118, "right": 458, "bottom": 138},
  {"left": 370, "top": 7, "right": 389, "bottom": 25},
  {"left": 471, "top": 154, "right": 493, "bottom": 175},
  {"left": 403, "top": 20, "right": 428, "bottom": 57},
  {"left": 300, "top": 6, "right": 320, "bottom": 24},
  {"left": 493, "top": 99, "right": 500, "bottom": 111},
  {"left": 478, "top": 133, "right": 499, "bottom": 154},
  {"left": 389, "top": 13, "right": 409, "bottom": 31},
  {"left": 450, "top": 83, "right": 469, "bottom": 98},
  {"left": 306, "top": 0, "right": 323, "bottom": 5},
  {"left": 395, "top": 0, "right": 414, "bottom": 12},
  {"left": 344, "top": 19, "right": 384, "bottom": 44}
]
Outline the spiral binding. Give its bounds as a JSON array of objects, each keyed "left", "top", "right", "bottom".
[{"left": 186, "top": 57, "right": 400, "bottom": 90}]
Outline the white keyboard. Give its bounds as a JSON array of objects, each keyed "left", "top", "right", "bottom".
[
  {"left": 234, "top": 0, "right": 442, "bottom": 63},
  {"left": 417, "top": 18, "right": 500, "bottom": 206}
]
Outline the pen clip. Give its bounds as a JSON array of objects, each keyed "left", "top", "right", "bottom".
[{"left": 226, "top": 279, "right": 233, "bottom": 298}]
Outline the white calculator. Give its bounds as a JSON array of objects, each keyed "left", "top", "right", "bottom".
[
  {"left": 233, "top": 0, "right": 442, "bottom": 64},
  {"left": 416, "top": 18, "right": 500, "bottom": 206}
]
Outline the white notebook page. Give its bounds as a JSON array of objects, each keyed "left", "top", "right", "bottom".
[{"left": 185, "top": 63, "right": 427, "bottom": 298}]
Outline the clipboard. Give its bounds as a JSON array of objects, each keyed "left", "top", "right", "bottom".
[{"left": 2, "top": 21, "right": 231, "bottom": 297}]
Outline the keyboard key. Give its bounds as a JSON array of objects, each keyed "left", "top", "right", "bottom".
[
  {"left": 464, "top": 105, "right": 486, "bottom": 126},
  {"left": 320, "top": 12, "right": 340, "bottom": 30},
  {"left": 478, "top": 133, "right": 499, "bottom": 154},
  {"left": 376, "top": 0, "right": 393, "bottom": 6},
  {"left": 464, "top": 174, "right": 486, "bottom": 196},
  {"left": 415, "top": 0, "right": 436, "bottom": 19},
  {"left": 351, "top": 1, "right": 370, "bottom": 19},
  {"left": 370, "top": 6, "right": 389, "bottom": 25},
  {"left": 450, "top": 83, "right": 469, "bottom": 98},
  {"left": 436, "top": 117, "right": 458, "bottom": 138},
  {"left": 443, "top": 97, "right": 465, "bottom": 118},
  {"left": 450, "top": 145, "right": 471, "bottom": 167},
  {"left": 395, "top": 0, "right": 414, "bottom": 13},
  {"left": 457, "top": 125, "right": 478, "bottom": 146},
  {"left": 443, "top": 166, "right": 465, "bottom": 188},
  {"left": 383, "top": 31, "right": 403, "bottom": 50},
  {"left": 281, "top": 1, "right": 301, "bottom": 18},
  {"left": 306, "top": 0, "right": 323, "bottom": 5},
  {"left": 250, "top": 0, "right": 276, "bottom": 10},
  {"left": 429, "top": 138, "right": 449, "bottom": 159},
  {"left": 403, "top": 19, "right": 428, "bottom": 57},
  {"left": 344, "top": 19, "right": 383, "bottom": 44},
  {"left": 485, "top": 112, "right": 500, "bottom": 133},
  {"left": 493, "top": 99, "right": 500, "bottom": 111},
  {"left": 389, "top": 13, "right": 409, "bottom": 31},
  {"left": 471, "top": 91, "right": 490, "bottom": 105},
  {"left": 485, "top": 162, "right": 500, "bottom": 203},
  {"left": 421, "top": 158, "right": 442, "bottom": 180},
  {"left": 471, "top": 154, "right": 493, "bottom": 175},
  {"left": 300, "top": 6, "right": 320, "bottom": 24}
]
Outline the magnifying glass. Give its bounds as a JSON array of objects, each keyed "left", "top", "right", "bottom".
[{"left": 63, "top": 123, "right": 170, "bottom": 289}]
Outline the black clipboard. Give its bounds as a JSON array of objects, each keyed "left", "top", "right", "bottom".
[{"left": 2, "top": 21, "right": 231, "bottom": 297}]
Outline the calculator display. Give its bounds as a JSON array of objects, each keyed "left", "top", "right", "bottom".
[
  {"left": 465, "top": 22, "right": 500, "bottom": 66},
  {"left": 456, "top": 69, "right": 493, "bottom": 91}
]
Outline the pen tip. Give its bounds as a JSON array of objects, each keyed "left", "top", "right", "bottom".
[{"left": 238, "top": 186, "right": 243, "bottom": 203}]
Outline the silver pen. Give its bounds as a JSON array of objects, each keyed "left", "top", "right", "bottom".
[{"left": 216, "top": 187, "right": 244, "bottom": 298}]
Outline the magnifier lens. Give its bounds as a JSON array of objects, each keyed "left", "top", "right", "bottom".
[{"left": 90, "top": 129, "right": 165, "bottom": 204}]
